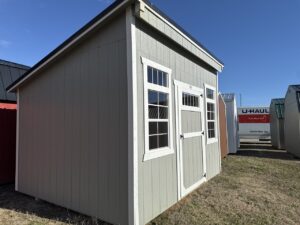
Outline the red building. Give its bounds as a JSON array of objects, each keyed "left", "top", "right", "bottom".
[{"left": 0, "top": 60, "right": 29, "bottom": 184}]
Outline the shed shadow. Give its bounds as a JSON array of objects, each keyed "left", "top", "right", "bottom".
[
  {"left": 0, "top": 184, "right": 111, "bottom": 225},
  {"left": 237, "top": 142, "right": 298, "bottom": 161}
]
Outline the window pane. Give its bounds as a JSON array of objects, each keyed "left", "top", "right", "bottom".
[
  {"left": 206, "top": 88, "right": 214, "bottom": 99},
  {"left": 159, "top": 134, "right": 168, "bottom": 148},
  {"left": 153, "top": 68, "right": 158, "bottom": 84},
  {"left": 158, "top": 122, "right": 168, "bottom": 134},
  {"left": 162, "top": 72, "right": 168, "bottom": 87},
  {"left": 208, "top": 121, "right": 215, "bottom": 130},
  {"left": 195, "top": 97, "right": 199, "bottom": 107},
  {"left": 148, "top": 90, "right": 158, "bottom": 105},
  {"left": 207, "top": 112, "right": 211, "bottom": 120},
  {"left": 149, "top": 105, "right": 158, "bottom": 118},
  {"left": 149, "top": 136, "right": 158, "bottom": 150},
  {"left": 207, "top": 103, "right": 214, "bottom": 112},
  {"left": 159, "top": 92, "right": 168, "bottom": 106},
  {"left": 208, "top": 130, "right": 215, "bottom": 138},
  {"left": 159, "top": 107, "right": 168, "bottom": 119},
  {"left": 158, "top": 71, "right": 163, "bottom": 86},
  {"left": 149, "top": 122, "right": 158, "bottom": 135},
  {"left": 147, "top": 66, "right": 153, "bottom": 83}
]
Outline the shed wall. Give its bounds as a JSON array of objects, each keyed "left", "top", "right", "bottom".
[
  {"left": 285, "top": 90, "right": 300, "bottom": 157},
  {"left": 135, "top": 20, "right": 220, "bottom": 225},
  {"left": 219, "top": 95, "right": 228, "bottom": 158},
  {"left": 18, "top": 14, "right": 129, "bottom": 225},
  {"left": 270, "top": 102, "right": 285, "bottom": 149}
]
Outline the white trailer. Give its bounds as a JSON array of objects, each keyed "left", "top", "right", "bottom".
[{"left": 238, "top": 107, "right": 270, "bottom": 140}]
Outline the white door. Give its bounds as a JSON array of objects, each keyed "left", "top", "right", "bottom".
[{"left": 175, "top": 80, "right": 206, "bottom": 198}]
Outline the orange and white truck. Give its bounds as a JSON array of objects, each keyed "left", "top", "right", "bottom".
[{"left": 238, "top": 107, "right": 270, "bottom": 140}]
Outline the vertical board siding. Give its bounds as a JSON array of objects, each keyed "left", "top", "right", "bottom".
[
  {"left": 285, "top": 89, "right": 300, "bottom": 157},
  {"left": 18, "top": 14, "right": 129, "bottom": 225},
  {"left": 135, "top": 20, "right": 221, "bottom": 225}
]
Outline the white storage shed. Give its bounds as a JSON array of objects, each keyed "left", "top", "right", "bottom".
[
  {"left": 7, "top": 1, "right": 224, "bottom": 225},
  {"left": 284, "top": 85, "right": 300, "bottom": 157},
  {"left": 221, "top": 93, "right": 238, "bottom": 154},
  {"left": 270, "top": 98, "right": 285, "bottom": 149}
]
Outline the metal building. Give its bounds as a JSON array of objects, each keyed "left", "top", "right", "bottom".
[
  {"left": 0, "top": 59, "right": 29, "bottom": 184},
  {"left": 284, "top": 85, "right": 300, "bottom": 157},
  {"left": 270, "top": 98, "right": 285, "bottom": 149},
  {"left": 221, "top": 93, "right": 238, "bottom": 154},
  {"left": 219, "top": 94, "right": 229, "bottom": 158},
  {"left": 7, "top": 1, "right": 224, "bottom": 225}
]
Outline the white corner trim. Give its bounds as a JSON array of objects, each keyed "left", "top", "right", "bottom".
[
  {"left": 15, "top": 90, "right": 19, "bottom": 191},
  {"left": 126, "top": 7, "right": 139, "bottom": 225},
  {"left": 141, "top": 57, "right": 174, "bottom": 162},
  {"left": 8, "top": 0, "right": 131, "bottom": 92},
  {"left": 204, "top": 83, "right": 218, "bottom": 145},
  {"left": 140, "top": 2, "right": 224, "bottom": 71},
  {"left": 216, "top": 74, "right": 222, "bottom": 172}
]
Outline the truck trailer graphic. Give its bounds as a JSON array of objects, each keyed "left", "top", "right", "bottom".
[{"left": 238, "top": 107, "right": 271, "bottom": 140}]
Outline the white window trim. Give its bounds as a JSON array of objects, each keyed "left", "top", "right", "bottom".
[
  {"left": 142, "top": 57, "right": 174, "bottom": 161},
  {"left": 204, "top": 84, "right": 218, "bottom": 144}
]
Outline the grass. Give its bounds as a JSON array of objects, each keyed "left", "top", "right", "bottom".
[
  {"left": 0, "top": 142, "right": 299, "bottom": 225},
  {"left": 150, "top": 142, "right": 300, "bottom": 225}
]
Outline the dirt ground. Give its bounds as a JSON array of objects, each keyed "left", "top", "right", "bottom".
[{"left": 0, "top": 142, "right": 299, "bottom": 225}]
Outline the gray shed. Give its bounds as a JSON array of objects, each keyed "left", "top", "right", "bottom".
[
  {"left": 284, "top": 85, "right": 300, "bottom": 158},
  {"left": 221, "top": 93, "right": 238, "bottom": 154},
  {"left": 0, "top": 59, "right": 29, "bottom": 102},
  {"left": 7, "top": 1, "right": 224, "bottom": 224},
  {"left": 270, "top": 98, "right": 285, "bottom": 149}
]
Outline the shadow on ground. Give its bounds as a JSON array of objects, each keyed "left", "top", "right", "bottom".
[
  {"left": 0, "top": 184, "right": 111, "bottom": 225},
  {"left": 237, "top": 141, "right": 298, "bottom": 161}
]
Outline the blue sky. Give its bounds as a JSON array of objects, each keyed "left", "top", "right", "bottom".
[{"left": 0, "top": 0, "right": 299, "bottom": 106}]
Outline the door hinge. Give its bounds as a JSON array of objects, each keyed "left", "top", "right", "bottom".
[
  {"left": 180, "top": 134, "right": 184, "bottom": 139},
  {"left": 204, "top": 173, "right": 207, "bottom": 177},
  {"left": 200, "top": 94, "right": 203, "bottom": 98}
]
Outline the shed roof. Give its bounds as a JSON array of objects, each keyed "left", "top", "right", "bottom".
[
  {"left": 0, "top": 59, "right": 30, "bottom": 102},
  {"left": 289, "top": 85, "right": 300, "bottom": 91},
  {"left": 221, "top": 93, "right": 236, "bottom": 102},
  {"left": 7, "top": 0, "right": 223, "bottom": 92},
  {"left": 271, "top": 98, "right": 285, "bottom": 104}
]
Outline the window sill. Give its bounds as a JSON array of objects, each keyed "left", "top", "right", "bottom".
[
  {"left": 207, "top": 138, "right": 218, "bottom": 145},
  {"left": 143, "top": 147, "right": 174, "bottom": 161}
]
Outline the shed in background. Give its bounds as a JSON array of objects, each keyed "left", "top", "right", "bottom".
[
  {"left": 0, "top": 59, "right": 29, "bottom": 184},
  {"left": 284, "top": 85, "right": 300, "bottom": 158},
  {"left": 270, "top": 98, "right": 285, "bottom": 149},
  {"left": 218, "top": 94, "right": 228, "bottom": 158},
  {"left": 221, "top": 93, "right": 238, "bottom": 154}
]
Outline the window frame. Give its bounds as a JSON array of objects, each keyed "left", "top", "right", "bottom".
[
  {"left": 204, "top": 84, "right": 218, "bottom": 144},
  {"left": 142, "top": 57, "right": 174, "bottom": 161}
]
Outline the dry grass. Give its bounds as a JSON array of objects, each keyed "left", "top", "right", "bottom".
[
  {"left": 0, "top": 185, "right": 109, "bottom": 225},
  {"left": 0, "top": 142, "right": 299, "bottom": 225},
  {"left": 150, "top": 142, "right": 300, "bottom": 225}
]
